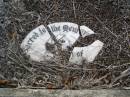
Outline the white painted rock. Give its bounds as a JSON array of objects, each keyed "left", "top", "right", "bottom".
[
  {"left": 69, "top": 40, "right": 104, "bottom": 64},
  {"left": 21, "top": 22, "right": 101, "bottom": 63}
]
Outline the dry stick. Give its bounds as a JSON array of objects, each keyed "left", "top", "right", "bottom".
[
  {"left": 124, "top": 21, "right": 130, "bottom": 47},
  {"left": 48, "top": 57, "right": 106, "bottom": 71},
  {"left": 72, "top": 0, "right": 77, "bottom": 19},
  {"left": 86, "top": 1, "right": 118, "bottom": 38},
  {"left": 93, "top": 73, "right": 111, "bottom": 84},
  {"left": 0, "top": 74, "right": 6, "bottom": 79},
  {"left": 92, "top": 15, "right": 118, "bottom": 38},
  {"left": 8, "top": 49, "right": 34, "bottom": 74},
  {"left": 109, "top": 67, "right": 130, "bottom": 87},
  {"left": 43, "top": 1, "right": 57, "bottom": 24},
  {"left": 8, "top": 54, "right": 33, "bottom": 74},
  {"left": 45, "top": 25, "right": 65, "bottom": 65},
  {"left": 44, "top": 10, "right": 54, "bottom": 24},
  {"left": 36, "top": 60, "right": 105, "bottom": 71},
  {"left": 63, "top": 66, "right": 108, "bottom": 71},
  {"left": 46, "top": 26, "right": 61, "bottom": 48},
  {"left": 107, "top": 63, "right": 130, "bottom": 70}
]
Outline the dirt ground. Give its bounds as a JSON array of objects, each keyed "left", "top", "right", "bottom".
[{"left": 0, "top": 0, "right": 130, "bottom": 89}]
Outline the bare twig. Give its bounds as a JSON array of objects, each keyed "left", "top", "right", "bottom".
[{"left": 109, "top": 67, "right": 130, "bottom": 87}]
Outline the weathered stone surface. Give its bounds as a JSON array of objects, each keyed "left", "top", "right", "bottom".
[{"left": 0, "top": 89, "right": 129, "bottom": 97}]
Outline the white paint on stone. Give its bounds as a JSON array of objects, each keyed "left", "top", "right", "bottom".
[
  {"left": 47, "top": 22, "right": 79, "bottom": 50},
  {"left": 21, "top": 22, "right": 103, "bottom": 63},
  {"left": 47, "top": 22, "right": 95, "bottom": 49},
  {"left": 80, "top": 25, "right": 94, "bottom": 37},
  {"left": 69, "top": 40, "right": 104, "bottom": 64},
  {"left": 21, "top": 25, "right": 53, "bottom": 62}
]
